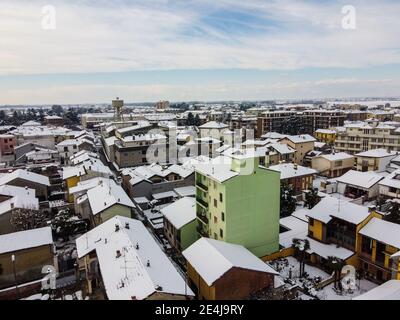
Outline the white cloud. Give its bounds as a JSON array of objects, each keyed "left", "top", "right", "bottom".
[{"left": 0, "top": 0, "right": 399, "bottom": 75}]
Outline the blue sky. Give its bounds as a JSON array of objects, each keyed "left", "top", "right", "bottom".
[{"left": 0, "top": 0, "right": 399, "bottom": 104}]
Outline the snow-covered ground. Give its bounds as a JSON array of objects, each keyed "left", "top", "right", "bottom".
[
  {"left": 317, "top": 279, "right": 378, "bottom": 300},
  {"left": 268, "top": 256, "right": 379, "bottom": 300}
]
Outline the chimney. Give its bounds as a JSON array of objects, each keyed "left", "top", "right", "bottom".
[
  {"left": 116, "top": 250, "right": 122, "bottom": 258},
  {"left": 136, "top": 243, "right": 139, "bottom": 250},
  {"left": 146, "top": 260, "right": 151, "bottom": 267},
  {"left": 125, "top": 222, "right": 130, "bottom": 229},
  {"left": 115, "top": 224, "right": 120, "bottom": 232}
]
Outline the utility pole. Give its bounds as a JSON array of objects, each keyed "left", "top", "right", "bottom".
[{"left": 11, "top": 254, "right": 20, "bottom": 299}]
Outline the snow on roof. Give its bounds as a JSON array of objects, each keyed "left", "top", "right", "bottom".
[
  {"left": 284, "top": 134, "right": 316, "bottom": 144},
  {"left": 355, "top": 149, "right": 397, "bottom": 158},
  {"left": 0, "top": 169, "right": 50, "bottom": 186},
  {"left": 0, "top": 227, "right": 53, "bottom": 254},
  {"left": 62, "top": 166, "right": 86, "bottom": 180},
  {"left": 194, "top": 156, "right": 238, "bottom": 183},
  {"left": 76, "top": 216, "right": 193, "bottom": 299},
  {"left": 69, "top": 177, "right": 110, "bottom": 195},
  {"left": 241, "top": 139, "right": 269, "bottom": 147},
  {"left": 261, "top": 132, "right": 288, "bottom": 140},
  {"left": 133, "top": 197, "right": 149, "bottom": 204},
  {"left": 306, "top": 195, "right": 370, "bottom": 225},
  {"left": 199, "top": 121, "right": 229, "bottom": 129},
  {"left": 306, "top": 236, "right": 354, "bottom": 260},
  {"left": 292, "top": 208, "right": 310, "bottom": 222},
  {"left": 335, "top": 170, "right": 384, "bottom": 189},
  {"left": 116, "top": 121, "right": 152, "bottom": 134},
  {"left": 87, "top": 180, "right": 135, "bottom": 216},
  {"left": 69, "top": 151, "right": 99, "bottom": 165},
  {"left": 314, "top": 142, "right": 327, "bottom": 149},
  {"left": 359, "top": 218, "right": 400, "bottom": 249},
  {"left": 269, "top": 163, "right": 317, "bottom": 180},
  {"left": 104, "top": 136, "right": 118, "bottom": 147},
  {"left": 0, "top": 184, "right": 36, "bottom": 198},
  {"left": 269, "top": 143, "right": 295, "bottom": 155},
  {"left": 44, "top": 115, "right": 62, "bottom": 120},
  {"left": 315, "top": 129, "right": 336, "bottom": 134},
  {"left": 161, "top": 197, "right": 196, "bottom": 229},
  {"left": 152, "top": 191, "right": 177, "bottom": 200},
  {"left": 21, "top": 120, "right": 41, "bottom": 127},
  {"left": 320, "top": 152, "right": 354, "bottom": 161},
  {"left": 378, "top": 169, "right": 400, "bottom": 189},
  {"left": 168, "top": 164, "right": 194, "bottom": 178},
  {"left": 279, "top": 215, "right": 308, "bottom": 248},
  {"left": 182, "top": 238, "right": 278, "bottom": 286},
  {"left": 0, "top": 193, "right": 39, "bottom": 216},
  {"left": 354, "top": 280, "right": 400, "bottom": 300},
  {"left": 173, "top": 186, "right": 196, "bottom": 197}
]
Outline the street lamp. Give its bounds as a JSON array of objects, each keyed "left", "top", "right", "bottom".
[{"left": 11, "top": 254, "right": 20, "bottom": 299}]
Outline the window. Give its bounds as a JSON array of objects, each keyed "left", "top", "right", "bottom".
[
  {"left": 220, "top": 229, "right": 223, "bottom": 238},
  {"left": 219, "top": 193, "right": 223, "bottom": 202},
  {"left": 334, "top": 160, "right": 343, "bottom": 167},
  {"left": 214, "top": 216, "right": 218, "bottom": 224},
  {"left": 214, "top": 199, "right": 217, "bottom": 208},
  {"left": 361, "top": 236, "right": 373, "bottom": 255},
  {"left": 221, "top": 212, "right": 225, "bottom": 222},
  {"left": 64, "top": 146, "right": 68, "bottom": 152}
]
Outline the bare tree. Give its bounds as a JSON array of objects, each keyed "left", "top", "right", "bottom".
[{"left": 10, "top": 208, "right": 49, "bottom": 232}]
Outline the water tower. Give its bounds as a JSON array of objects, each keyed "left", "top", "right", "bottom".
[{"left": 112, "top": 97, "right": 124, "bottom": 122}]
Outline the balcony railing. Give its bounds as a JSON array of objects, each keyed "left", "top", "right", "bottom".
[
  {"left": 196, "top": 225, "right": 209, "bottom": 238},
  {"left": 196, "top": 181, "right": 208, "bottom": 192},
  {"left": 197, "top": 212, "right": 209, "bottom": 224},
  {"left": 196, "top": 197, "right": 209, "bottom": 208}
]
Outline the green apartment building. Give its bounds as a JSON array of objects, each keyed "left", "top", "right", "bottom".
[{"left": 195, "top": 155, "right": 280, "bottom": 257}]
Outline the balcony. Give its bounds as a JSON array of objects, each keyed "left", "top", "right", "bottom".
[
  {"left": 197, "top": 212, "right": 209, "bottom": 224},
  {"left": 196, "top": 181, "right": 208, "bottom": 192},
  {"left": 196, "top": 197, "right": 209, "bottom": 209},
  {"left": 196, "top": 225, "right": 209, "bottom": 238}
]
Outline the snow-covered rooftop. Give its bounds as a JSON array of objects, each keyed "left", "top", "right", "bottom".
[
  {"left": 354, "top": 280, "right": 400, "bottom": 300},
  {"left": 268, "top": 143, "right": 295, "bottom": 155},
  {"left": 0, "top": 169, "right": 50, "bottom": 186},
  {"left": 283, "top": 134, "right": 316, "bottom": 144},
  {"left": 320, "top": 152, "right": 354, "bottom": 162},
  {"left": 335, "top": 170, "right": 384, "bottom": 189},
  {"left": 315, "top": 129, "right": 336, "bottom": 134},
  {"left": 182, "top": 238, "right": 278, "bottom": 286},
  {"left": 359, "top": 217, "right": 400, "bottom": 249},
  {"left": 69, "top": 177, "right": 110, "bottom": 195},
  {"left": 87, "top": 180, "right": 135, "bottom": 216},
  {"left": 306, "top": 237, "right": 354, "bottom": 260},
  {"left": 194, "top": 156, "right": 238, "bottom": 183},
  {"left": 355, "top": 149, "right": 397, "bottom": 158},
  {"left": 173, "top": 186, "right": 196, "bottom": 197},
  {"left": 199, "top": 121, "right": 229, "bottom": 129},
  {"left": 76, "top": 216, "right": 193, "bottom": 300},
  {"left": 0, "top": 227, "right": 53, "bottom": 254},
  {"left": 161, "top": 197, "right": 196, "bottom": 229},
  {"left": 270, "top": 163, "right": 317, "bottom": 180},
  {"left": 378, "top": 169, "right": 400, "bottom": 189},
  {"left": 306, "top": 195, "right": 371, "bottom": 225}
]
